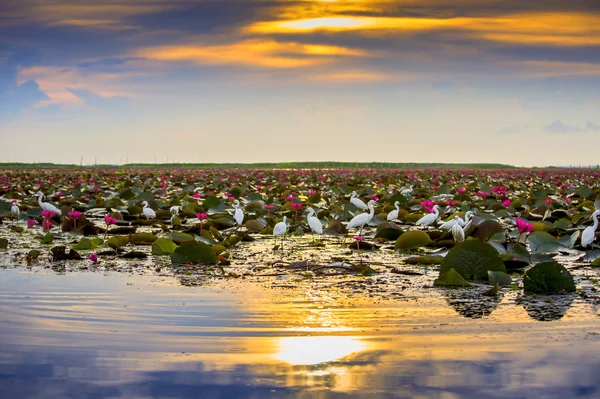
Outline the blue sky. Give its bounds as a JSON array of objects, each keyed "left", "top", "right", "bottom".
[{"left": 1, "top": 0, "right": 599, "bottom": 166}]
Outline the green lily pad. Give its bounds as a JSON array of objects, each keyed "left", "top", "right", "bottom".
[
  {"left": 74, "top": 238, "right": 95, "bottom": 250},
  {"left": 523, "top": 261, "right": 575, "bottom": 293},
  {"left": 395, "top": 231, "right": 431, "bottom": 250},
  {"left": 107, "top": 235, "right": 129, "bottom": 250},
  {"left": 488, "top": 270, "right": 512, "bottom": 286},
  {"left": 579, "top": 186, "right": 593, "bottom": 198},
  {"left": 152, "top": 238, "right": 178, "bottom": 255},
  {"left": 131, "top": 233, "right": 158, "bottom": 245},
  {"left": 404, "top": 255, "right": 444, "bottom": 265},
  {"left": 440, "top": 240, "right": 506, "bottom": 281},
  {"left": 0, "top": 238, "right": 7, "bottom": 249},
  {"left": 169, "top": 232, "right": 195, "bottom": 244},
  {"left": 171, "top": 241, "right": 217, "bottom": 265},
  {"left": 527, "top": 231, "right": 566, "bottom": 254},
  {"left": 472, "top": 220, "right": 505, "bottom": 242},
  {"left": 203, "top": 195, "right": 221, "bottom": 210},
  {"left": 434, "top": 268, "right": 472, "bottom": 287},
  {"left": 375, "top": 222, "right": 404, "bottom": 240},
  {"left": 41, "top": 233, "right": 54, "bottom": 244},
  {"left": 27, "top": 249, "right": 40, "bottom": 260}
]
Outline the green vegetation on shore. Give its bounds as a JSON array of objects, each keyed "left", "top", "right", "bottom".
[{"left": 0, "top": 161, "right": 514, "bottom": 170}]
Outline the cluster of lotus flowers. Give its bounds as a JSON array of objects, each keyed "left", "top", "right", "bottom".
[{"left": 1, "top": 167, "right": 599, "bottom": 268}]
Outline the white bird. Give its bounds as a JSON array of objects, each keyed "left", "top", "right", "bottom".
[
  {"left": 10, "top": 200, "right": 20, "bottom": 224},
  {"left": 273, "top": 216, "right": 288, "bottom": 247},
  {"left": 350, "top": 191, "right": 368, "bottom": 211},
  {"left": 439, "top": 211, "right": 473, "bottom": 230},
  {"left": 36, "top": 192, "right": 62, "bottom": 216},
  {"left": 233, "top": 199, "right": 244, "bottom": 227},
  {"left": 451, "top": 219, "right": 466, "bottom": 243},
  {"left": 582, "top": 210, "right": 600, "bottom": 248},
  {"left": 141, "top": 201, "right": 156, "bottom": 219},
  {"left": 387, "top": 201, "right": 400, "bottom": 221},
  {"left": 169, "top": 206, "right": 179, "bottom": 224},
  {"left": 416, "top": 205, "right": 441, "bottom": 228},
  {"left": 401, "top": 185, "right": 414, "bottom": 196},
  {"left": 347, "top": 200, "right": 376, "bottom": 235},
  {"left": 306, "top": 208, "right": 323, "bottom": 240}
]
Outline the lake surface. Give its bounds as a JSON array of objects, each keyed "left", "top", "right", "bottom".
[{"left": 1, "top": 268, "right": 600, "bottom": 399}]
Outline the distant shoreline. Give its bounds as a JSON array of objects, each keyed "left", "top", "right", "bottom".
[{"left": 0, "top": 162, "right": 520, "bottom": 170}]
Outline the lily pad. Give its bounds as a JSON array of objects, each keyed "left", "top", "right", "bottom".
[
  {"left": 107, "top": 235, "right": 129, "bottom": 250},
  {"left": 434, "top": 268, "right": 472, "bottom": 287},
  {"left": 131, "top": 233, "right": 158, "bottom": 245},
  {"left": 527, "top": 231, "right": 566, "bottom": 254},
  {"left": 395, "top": 231, "right": 431, "bottom": 250},
  {"left": 41, "top": 233, "right": 54, "bottom": 244},
  {"left": 472, "top": 220, "right": 505, "bottom": 242},
  {"left": 0, "top": 238, "right": 7, "bottom": 249},
  {"left": 171, "top": 241, "right": 217, "bottom": 265},
  {"left": 375, "top": 222, "right": 404, "bottom": 240},
  {"left": 152, "top": 238, "right": 178, "bottom": 255},
  {"left": 488, "top": 270, "right": 512, "bottom": 286},
  {"left": 523, "top": 261, "right": 575, "bottom": 294},
  {"left": 404, "top": 255, "right": 444, "bottom": 265},
  {"left": 440, "top": 240, "right": 506, "bottom": 281},
  {"left": 74, "top": 238, "right": 95, "bottom": 250}
]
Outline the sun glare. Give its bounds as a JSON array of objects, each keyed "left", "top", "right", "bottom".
[{"left": 273, "top": 336, "right": 367, "bottom": 365}]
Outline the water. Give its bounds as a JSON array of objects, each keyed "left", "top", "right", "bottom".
[{"left": 1, "top": 268, "right": 600, "bottom": 399}]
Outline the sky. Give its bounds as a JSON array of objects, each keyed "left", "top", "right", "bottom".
[{"left": 0, "top": 0, "right": 599, "bottom": 167}]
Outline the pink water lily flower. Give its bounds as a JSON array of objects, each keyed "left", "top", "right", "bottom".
[
  {"left": 516, "top": 218, "right": 534, "bottom": 243},
  {"left": 68, "top": 211, "right": 83, "bottom": 231},
  {"left": 502, "top": 199, "right": 511, "bottom": 207},
  {"left": 42, "top": 219, "right": 53, "bottom": 232},
  {"left": 89, "top": 253, "right": 98, "bottom": 263},
  {"left": 41, "top": 210, "right": 56, "bottom": 219},
  {"left": 27, "top": 219, "right": 36, "bottom": 229}
]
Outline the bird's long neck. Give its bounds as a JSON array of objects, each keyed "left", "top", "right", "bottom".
[
  {"left": 593, "top": 213, "right": 600, "bottom": 230},
  {"left": 38, "top": 195, "right": 43, "bottom": 207}
]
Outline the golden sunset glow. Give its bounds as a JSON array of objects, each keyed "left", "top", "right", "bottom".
[
  {"left": 134, "top": 40, "right": 367, "bottom": 68},
  {"left": 273, "top": 336, "right": 368, "bottom": 365}
]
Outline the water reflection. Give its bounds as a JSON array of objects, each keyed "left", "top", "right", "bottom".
[
  {"left": 518, "top": 294, "right": 575, "bottom": 322},
  {"left": 443, "top": 288, "right": 502, "bottom": 319},
  {"left": 1, "top": 269, "right": 600, "bottom": 398}
]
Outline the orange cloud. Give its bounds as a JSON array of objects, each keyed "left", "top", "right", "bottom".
[
  {"left": 247, "top": 12, "right": 600, "bottom": 47},
  {"left": 134, "top": 40, "right": 368, "bottom": 69}
]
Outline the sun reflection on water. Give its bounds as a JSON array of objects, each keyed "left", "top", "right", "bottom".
[{"left": 273, "top": 335, "right": 367, "bottom": 366}]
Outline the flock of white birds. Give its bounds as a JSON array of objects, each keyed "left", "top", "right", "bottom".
[{"left": 5, "top": 190, "right": 600, "bottom": 249}]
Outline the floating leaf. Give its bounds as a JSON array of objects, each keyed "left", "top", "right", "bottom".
[
  {"left": 169, "top": 232, "right": 195, "bottom": 244},
  {"left": 558, "top": 230, "right": 579, "bottom": 249},
  {"left": 131, "top": 233, "right": 158, "bottom": 245},
  {"left": 152, "top": 238, "right": 177, "bottom": 255},
  {"left": 579, "top": 186, "right": 593, "bottom": 198},
  {"left": 472, "top": 220, "right": 505, "bottom": 242},
  {"left": 440, "top": 240, "right": 506, "bottom": 281},
  {"left": 41, "top": 233, "right": 54, "bottom": 244},
  {"left": 434, "top": 268, "right": 472, "bottom": 287},
  {"left": 375, "top": 222, "right": 404, "bottom": 240},
  {"left": 203, "top": 195, "right": 221, "bottom": 210},
  {"left": 482, "top": 283, "right": 500, "bottom": 296},
  {"left": 395, "top": 231, "right": 431, "bottom": 250},
  {"left": 107, "top": 235, "right": 129, "bottom": 250},
  {"left": 171, "top": 241, "right": 217, "bottom": 265},
  {"left": 0, "top": 238, "right": 7, "bottom": 249},
  {"left": 488, "top": 270, "right": 512, "bottom": 286},
  {"left": 527, "top": 231, "right": 566, "bottom": 254},
  {"left": 27, "top": 249, "right": 40, "bottom": 260},
  {"left": 404, "top": 255, "right": 444, "bottom": 265},
  {"left": 523, "top": 261, "right": 575, "bottom": 293},
  {"left": 74, "top": 238, "right": 94, "bottom": 250}
]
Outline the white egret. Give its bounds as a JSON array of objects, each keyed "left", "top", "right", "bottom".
[
  {"left": 416, "top": 205, "right": 441, "bottom": 228},
  {"left": 10, "top": 200, "right": 20, "bottom": 224},
  {"left": 582, "top": 210, "right": 600, "bottom": 248},
  {"left": 141, "top": 201, "right": 156, "bottom": 219},
  {"left": 36, "top": 192, "right": 62, "bottom": 216},
  {"left": 350, "top": 191, "right": 368, "bottom": 211},
  {"left": 273, "top": 216, "right": 288, "bottom": 247},
  {"left": 387, "top": 201, "right": 400, "bottom": 222},
  {"left": 451, "top": 220, "right": 466, "bottom": 243},
  {"left": 439, "top": 211, "right": 473, "bottom": 230},
  {"left": 401, "top": 185, "right": 414, "bottom": 196},
  {"left": 233, "top": 199, "right": 244, "bottom": 227},
  {"left": 347, "top": 200, "right": 376, "bottom": 235},
  {"left": 306, "top": 208, "right": 323, "bottom": 241},
  {"left": 169, "top": 206, "right": 179, "bottom": 224}
]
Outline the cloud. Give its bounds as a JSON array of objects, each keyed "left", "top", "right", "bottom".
[
  {"left": 134, "top": 40, "right": 368, "bottom": 69},
  {"left": 586, "top": 120, "right": 600, "bottom": 131},
  {"left": 0, "top": 49, "right": 53, "bottom": 122},
  {"left": 543, "top": 119, "right": 580, "bottom": 133},
  {"left": 66, "top": 88, "right": 129, "bottom": 109}
]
